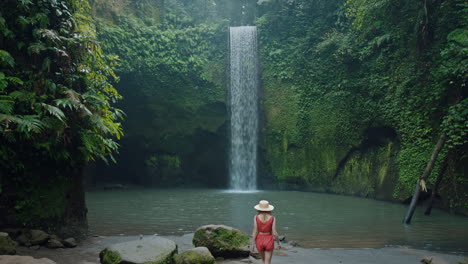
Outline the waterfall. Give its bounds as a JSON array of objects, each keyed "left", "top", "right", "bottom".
[{"left": 229, "top": 26, "right": 259, "bottom": 191}]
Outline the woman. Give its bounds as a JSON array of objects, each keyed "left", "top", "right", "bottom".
[{"left": 251, "top": 200, "right": 282, "bottom": 264}]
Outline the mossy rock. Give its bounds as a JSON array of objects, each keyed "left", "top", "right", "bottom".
[
  {"left": 99, "top": 237, "right": 177, "bottom": 264},
  {"left": 192, "top": 225, "right": 249, "bottom": 258},
  {"left": 0, "top": 232, "right": 16, "bottom": 255},
  {"left": 174, "top": 247, "right": 215, "bottom": 264}
]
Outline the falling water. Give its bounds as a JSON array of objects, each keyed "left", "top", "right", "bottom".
[{"left": 229, "top": 26, "right": 259, "bottom": 191}]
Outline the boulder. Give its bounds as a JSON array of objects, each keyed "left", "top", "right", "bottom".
[
  {"left": 99, "top": 236, "right": 177, "bottom": 264},
  {"left": 0, "top": 255, "right": 56, "bottom": 264},
  {"left": 193, "top": 225, "right": 250, "bottom": 258},
  {"left": 30, "top": 245, "right": 41, "bottom": 250},
  {"left": 1, "top": 228, "right": 22, "bottom": 239},
  {"left": 46, "top": 238, "right": 64, "bottom": 249},
  {"left": 0, "top": 232, "right": 16, "bottom": 255},
  {"left": 29, "top": 230, "right": 50, "bottom": 245},
  {"left": 17, "top": 229, "right": 50, "bottom": 246},
  {"left": 62, "top": 237, "right": 77, "bottom": 248},
  {"left": 174, "top": 247, "right": 215, "bottom": 264},
  {"left": 16, "top": 232, "right": 30, "bottom": 246}
]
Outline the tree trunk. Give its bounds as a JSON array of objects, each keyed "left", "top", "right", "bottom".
[
  {"left": 403, "top": 133, "right": 447, "bottom": 224},
  {"left": 62, "top": 166, "right": 88, "bottom": 238},
  {"left": 424, "top": 154, "right": 449, "bottom": 216}
]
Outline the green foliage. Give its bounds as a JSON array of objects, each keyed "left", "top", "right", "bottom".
[
  {"left": 100, "top": 249, "right": 122, "bottom": 264},
  {"left": 442, "top": 99, "right": 468, "bottom": 149},
  {"left": 258, "top": 0, "right": 467, "bottom": 206},
  {"left": 0, "top": 0, "right": 123, "bottom": 226}
]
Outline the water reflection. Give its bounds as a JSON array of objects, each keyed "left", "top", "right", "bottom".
[{"left": 86, "top": 189, "right": 468, "bottom": 253}]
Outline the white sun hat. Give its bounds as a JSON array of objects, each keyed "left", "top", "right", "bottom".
[{"left": 254, "top": 200, "right": 274, "bottom": 211}]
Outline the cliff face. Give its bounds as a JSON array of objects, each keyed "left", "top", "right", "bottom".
[{"left": 88, "top": 0, "right": 467, "bottom": 213}]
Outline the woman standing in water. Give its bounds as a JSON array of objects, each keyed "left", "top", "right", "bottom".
[{"left": 251, "top": 200, "right": 282, "bottom": 264}]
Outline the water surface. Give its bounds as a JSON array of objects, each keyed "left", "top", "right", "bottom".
[{"left": 86, "top": 189, "right": 468, "bottom": 253}]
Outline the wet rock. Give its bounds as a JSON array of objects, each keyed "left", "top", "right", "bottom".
[
  {"left": 46, "top": 239, "right": 64, "bottom": 248},
  {"left": 278, "top": 235, "right": 286, "bottom": 242},
  {"left": 0, "top": 255, "right": 56, "bottom": 264},
  {"left": 0, "top": 232, "right": 16, "bottom": 255},
  {"left": 16, "top": 232, "right": 30, "bottom": 246},
  {"left": 30, "top": 230, "right": 50, "bottom": 245},
  {"left": 49, "top": 234, "right": 60, "bottom": 241},
  {"left": 30, "top": 245, "right": 41, "bottom": 250},
  {"left": 62, "top": 237, "right": 77, "bottom": 248},
  {"left": 421, "top": 258, "right": 433, "bottom": 264},
  {"left": 193, "top": 225, "right": 250, "bottom": 258},
  {"left": 17, "top": 230, "right": 50, "bottom": 246},
  {"left": 174, "top": 247, "right": 215, "bottom": 264},
  {"left": 289, "top": 240, "right": 300, "bottom": 247},
  {"left": 99, "top": 236, "right": 177, "bottom": 264},
  {"left": 1, "top": 228, "right": 22, "bottom": 239}
]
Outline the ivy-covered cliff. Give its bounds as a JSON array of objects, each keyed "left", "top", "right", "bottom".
[
  {"left": 256, "top": 0, "right": 467, "bottom": 213},
  {"left": 87, "top": 0, "right": 466, "bottom": 213},
  {"left": 87, "top": 0, "right": 234, "bottom": 187}
]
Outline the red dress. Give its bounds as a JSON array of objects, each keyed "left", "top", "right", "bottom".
[{"left": 255, "top": 215, "right": 275, "bottom": 252}]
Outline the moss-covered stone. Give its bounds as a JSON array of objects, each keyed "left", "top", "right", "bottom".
[
  {"left": 0, "top": 232, "right": 16, "bottom": 255},
  {"left": 174, "top": 247, "right": 215, "bottom": 264},
  {"left": 99, "top": 237, "right": 177, "bottom": 264},
  {"left": 99, "top": 248, "right": 122, "bottom": 264},
  {"left": 193, "top": 225, "right": 249, "bottom": 258}
]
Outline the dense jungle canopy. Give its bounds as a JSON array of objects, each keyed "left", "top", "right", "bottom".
[{"left": 0, "top": 0, "right": 466, "bottom": 234}]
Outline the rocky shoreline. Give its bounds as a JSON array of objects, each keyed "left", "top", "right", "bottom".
[{"left": 1, "top": 231, "right": 466, "bottom": 264}]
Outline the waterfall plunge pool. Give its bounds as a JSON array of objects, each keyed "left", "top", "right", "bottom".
[{"left": 86, "top": 189, "right": 468, "bottom": 254}]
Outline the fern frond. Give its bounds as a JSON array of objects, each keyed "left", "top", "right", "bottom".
[
  {"left": 9, "top": 90, "right": 34, "bottom": 101},
  {"left": 41, "top": 103, "right": 66, "bottom": 122},
  {"left": 89, "top": 115, "right": 110, "bottom": 134},
  {"left": 54, "top": 98, "right": 74, "bottom": 110},
  {"left": 28, "top": 42, "right": 47, "bottom": 55},
  {"left": 0, "top": 99, "right": 14, "bottom": 114},
  {"left": 63, "top": 89, "right": 81, "bottom": 105},
  {"left": 37, "top": 29, "right": 61, "bottom": 43},
  {"left": 15, "top": 115, "right": 44, "bottom": 134},
  {"left": 0, "top": 50, "right": 15, "bottom": 67}
]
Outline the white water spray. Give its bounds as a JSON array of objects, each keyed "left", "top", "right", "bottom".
[{"left": 229, "top": 26, "right": 259, "bottom": 191}]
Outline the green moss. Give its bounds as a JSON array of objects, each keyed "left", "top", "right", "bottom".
[
  {"left": 174, "top": 250, "right": 215, "bottom": 264},
  {"left": 193, "top": 227, "right": 249, "bottom": 256},
  {"left": 100, "top": 249, "right": 122, "bottom": 264},
  {"left": 0, "top": 234, "right": 16, "bottom": 255}
]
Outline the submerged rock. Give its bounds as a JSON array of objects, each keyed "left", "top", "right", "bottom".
[
  {"left": 0, "top": 232, "right": 17, "bottom": 255},
  {"left": 0, "top": 255, "right": 56, "bottom": 264},
  {"left": 174, "top": 247, "right": 215, "bottom": 264},
  {"left": 193, "top": 225, "right": 250, "bottom": 258},
  {"left": 99, "top": 236, "right": 177, "bottom": 264}
]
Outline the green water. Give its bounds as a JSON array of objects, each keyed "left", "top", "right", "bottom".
[{"left": 86, "top": 189, "right": 468, "bottom": 253}]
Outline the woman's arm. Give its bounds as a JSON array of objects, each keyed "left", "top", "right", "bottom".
[
  {"left": 251, "top": 215, "right": 258, "bottom": 252},
  {"left": 272, "top": 217, "right": 282, "bottom": 249}
]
